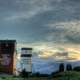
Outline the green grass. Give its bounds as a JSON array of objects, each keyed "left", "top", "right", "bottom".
[
  {"left": 52, "top": 71, "right": 80, "bottom": 80},
  {"left": 0, "top": 77, "right": 49, "bottom": 80},
  {"left": 0, "top": 71, "right": 80, "bottom": 80}
]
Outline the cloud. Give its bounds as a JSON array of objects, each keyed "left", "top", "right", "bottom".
[
  {"left": 3, "top": 0, "right": 54, "bottom": 21},
  {"left": 46, "top": 20, "right": 80, "bottom": 44},
  {"left": 0, "top": 0, "right": 80, "bottom": 48}
]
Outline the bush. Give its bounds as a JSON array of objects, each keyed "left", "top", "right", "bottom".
[
  {"left": 39, "top": 74, "right": 49, "bottom": 77},
  {"left": 59, "top": 63, "right": 64, "bottom": 72},
  {"left": 73, "top": 66, "right": 80, "bottom": 71},
  {"left": 34, "top": 72, "right": 40, "bottom": 77},
  {"left": 66, "top": 64, "right": 72, "bottom": 71},
  {"left": 50, "top": 71, "right": 59, "bottom": 77},
  {"left": 31, "top": 72, "right": 41, "bottom": 77},
  {"left": 20, "top": 69, "right": 29, "bottom": 78},
  {"left": 31, "top": 72, "right": 49, "bottom": 77}
]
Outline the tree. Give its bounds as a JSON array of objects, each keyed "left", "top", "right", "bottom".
[
  {"left": 20, "top": 69, "right": 29, "bottom": 78},
  {"left": 66, "top": 64, "right": 72, "bottom": 71},
  {"left": 73, "top": 66, "right": 80, "bottom": 71},
  {"left": 59, "top": 63, "right": 64, "bottom": 72}
]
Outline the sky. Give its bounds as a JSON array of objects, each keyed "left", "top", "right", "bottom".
[{"left": 0, "top": 0, "right": 80, "bottom": 52}]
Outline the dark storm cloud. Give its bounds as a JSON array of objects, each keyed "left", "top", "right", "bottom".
[{"left": 0, "top": 0, "right": 80, "bottom": 45}]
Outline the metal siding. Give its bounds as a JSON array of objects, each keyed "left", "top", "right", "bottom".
[{"left": 21, "top": 48, "right": 32, "bottom": 72}]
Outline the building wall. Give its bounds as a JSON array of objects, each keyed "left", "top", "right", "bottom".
[
  {"left": 21, "top": 48, "right": 32, "bottom": 72},
  {"left": 0, "top": 40, "right": 16, "bottom": 74}
]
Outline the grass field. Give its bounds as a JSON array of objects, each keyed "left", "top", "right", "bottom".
[
  {"left": 52, "top": 71, "right": 80, "bottom": 80},
  {"left": 0, "top": 71, "right": 80, "bottom": 80}
]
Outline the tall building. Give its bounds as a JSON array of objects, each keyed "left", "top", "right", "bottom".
[
  {"left": 21, "top": 48, "right": 32, "bottom": 73},
  {"left": 0, "top": 40, "right": 16, "bottom": 74}
]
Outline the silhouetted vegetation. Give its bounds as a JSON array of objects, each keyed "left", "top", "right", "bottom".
[
  {"left": 66, "top": 64, "right": 72, "bottom": 71},
  {"left": 31, "top": 72, "right": 49, "bottom": 77},
  {"left": 59, "top": 63, "right": 64, "bottom": 72},
  {"left": 50, "top": 71, "right": 59, "bottom": 77},
  {"left": 20, "top": 69, "right": 30, "bottom": 78},
  {"left": 73, "top": 66, "right": 80, "bottom": 71},
  {"left": 0, "top": 71, "right": 79, "bottom": 80},
  {"left": 32, "top": 72, "right": 40, "bottom": 77}
]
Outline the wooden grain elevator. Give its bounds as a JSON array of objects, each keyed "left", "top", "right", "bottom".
[{"left": 0, "top": 40, "right": 16, "bottom": 74}]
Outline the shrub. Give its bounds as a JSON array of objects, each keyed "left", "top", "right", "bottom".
[
  {"left": 32, "top": 72, "right": 49, "bottom": 77},
  {"left": 39, "top": 74, "right": 49, "bottom": 77},
  {"left": 50, "top": 71, "right": 59, "bottom": 77},
  {"left": 31, "top": 72, "right": 41, "bottom": 77},
  {"left": 20, "top": 69, "right": 29, "bottom": 78},
  {"left": 59, "top": 63, "right": 64, "bottom": 72},
  {"left": 66, "top": 64, "right": 72, "bottom": 71},
  {"left": 35, "top": 72, "right": 40, "bottom": 77},
  {"left": 73, "top": 66, "right": 80, "bottom": 71}
]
